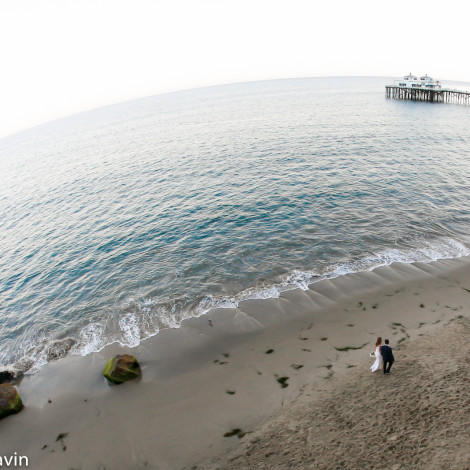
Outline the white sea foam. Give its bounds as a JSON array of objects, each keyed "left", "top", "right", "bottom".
[
  {"left": 118, "top": 313, "right": 141, "bottom": 348},
  {"left": 75, "top": 322, "right": 106, "bottom": 356},
  {"left": 157, "top": 312, "right": 180, "bottom": 329},
  {"left": 5, "top": 333, "right": 75, "bottom": 375}
]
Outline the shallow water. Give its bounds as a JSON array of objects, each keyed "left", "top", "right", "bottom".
[{"left": 1, "top": 77, "right": 470, "bottom": 374}]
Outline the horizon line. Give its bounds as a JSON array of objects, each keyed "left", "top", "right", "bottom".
[{"left": 2, "top": 74, "right": 470, "bottom": 141}]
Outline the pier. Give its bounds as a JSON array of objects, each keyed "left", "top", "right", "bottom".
[{"left": 386, "top": 86, "right": 470, "bottom": 105}]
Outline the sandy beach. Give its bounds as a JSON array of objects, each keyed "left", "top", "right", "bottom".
[
  {"left": 1, "top": 257, "right": 470, "bottom": 469},
  {"left": 206, "top": 317, "right": 470, "bottom": 470}
]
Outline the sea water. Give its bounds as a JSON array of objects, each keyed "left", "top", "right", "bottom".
[{"left": 1, "top": 77, "right": 470, "bottom": 374}]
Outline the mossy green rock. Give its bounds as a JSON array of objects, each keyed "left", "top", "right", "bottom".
[
  {"left": 0, "top": 384, "right": 23, "bottom": 419},
  {"left": 103, "top": 354, "right": 140, "bottom": 384}
]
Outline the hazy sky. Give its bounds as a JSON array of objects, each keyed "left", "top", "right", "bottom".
[{"left": 1, "top": 0, "right": 469, "bottom": 138}]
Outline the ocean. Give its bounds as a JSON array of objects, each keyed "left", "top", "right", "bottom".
[{"left": 1, "top": 76, "right": 470, "bottom": 375}]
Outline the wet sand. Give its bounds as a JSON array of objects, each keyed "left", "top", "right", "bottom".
[{"left": 1, "top": 257, "right": 470, "bottom": 469}]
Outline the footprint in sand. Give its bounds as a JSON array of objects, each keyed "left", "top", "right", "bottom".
[{"left": 322, "top": 367, "right": 334, "bottom": 379}]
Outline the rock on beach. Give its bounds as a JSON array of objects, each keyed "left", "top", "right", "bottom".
[
  {"left": 0, "top": 383, "right": 23, "bottom": 419},
  {"left": 0, "top": 370, "right": 14, "bottom": 384},
  {"left": 103, "top": 354, "right": 140, "bottom": 384}
]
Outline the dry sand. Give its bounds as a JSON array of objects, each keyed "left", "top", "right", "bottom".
[
  {"left": 204, "top": 317, "right": 470, "bottom": 470},
  {"left": 1, "top": 257, "right": 470, "bottom": 469}
]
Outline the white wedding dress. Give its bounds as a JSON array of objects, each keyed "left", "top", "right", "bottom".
[{"left": 370, "top": 345, "right": 382, "bottom": 372}]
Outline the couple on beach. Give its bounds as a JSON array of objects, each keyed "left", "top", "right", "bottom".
[{"left": 370, "top": 337, "right": 394, "bottom": 375}]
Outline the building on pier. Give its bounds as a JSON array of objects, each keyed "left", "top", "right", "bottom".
[{"left": 394, "top": 73, "right": 441, "bottom": 90}]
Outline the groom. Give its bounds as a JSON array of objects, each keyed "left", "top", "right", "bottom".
[{"left": 380, "top": 339, "right": 395, "bottom": 375}]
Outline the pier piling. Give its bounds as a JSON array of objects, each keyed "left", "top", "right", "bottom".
[{"left": 385, "top": 86, "right": 470, "bottom": 105}]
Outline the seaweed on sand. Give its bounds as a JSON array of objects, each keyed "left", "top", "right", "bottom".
[
  {"left": 334, "top": 343, "right": 368, "bottom": 352},
  {"left": 276, "top": 376, "right": 289, "bottom": 388},
  {"left": 223, "top": 428, "right": 244, "bottom": 438}
]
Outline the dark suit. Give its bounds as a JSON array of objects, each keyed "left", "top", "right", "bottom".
[{"left": 380, "top": 344, "right": 395, "bottom": 374}]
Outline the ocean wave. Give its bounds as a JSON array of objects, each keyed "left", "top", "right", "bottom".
[
  {"left": 203, "top": 237, "right": 470, "bottom": 310},
  {"left": 1, "top": 336, "right": 77, "bottom": 377}
]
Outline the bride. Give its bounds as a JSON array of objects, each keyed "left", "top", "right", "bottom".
[{"left": 370, "top": 336, "right": 383, "bottom": 372}]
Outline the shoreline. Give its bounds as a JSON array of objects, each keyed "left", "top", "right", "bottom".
[
  {"left": 1, "top": 256, "right": 470, "bottom": 469},
  {"left": 5, "top": 240, "right": 470, "bottom": 379}
]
